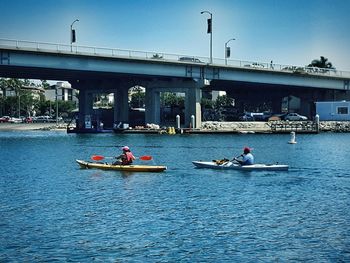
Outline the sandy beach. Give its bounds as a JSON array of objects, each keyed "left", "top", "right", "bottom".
[{"left": 0, "top": 123, "right": 68, "bottom": 131}]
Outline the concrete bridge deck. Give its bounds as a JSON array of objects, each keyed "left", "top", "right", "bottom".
[{"left": 1, "top": 38, "right": 350, "bottom": 133}]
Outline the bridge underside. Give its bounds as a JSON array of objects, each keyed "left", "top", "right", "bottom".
[
  {"left": 0, "top": 65, "right": 158, "bottom": 82},
  {"left": 209, "top": 80, "right": 350, "bottom": 116},
  {"left": 1, "top": 64, "right": 350, "bottom": 132},
  {"left": 68, "top": 77, "right": 204, "bottom": 132}
]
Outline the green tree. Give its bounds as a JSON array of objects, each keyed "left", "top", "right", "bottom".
[
  {"left": 152, "top": 54, "right": 163, "bottom": 59},
  {"left": 58, "top": 100, "right": 75, "bottom": 113},
  {"left": 94, "top": 94, "right": 111, "bottom": 108},
  {"left": 4, "top": 96, "right": 18, "bottom": 116},
  {"left": 57, "top": 100, "right": 76, "bottom": 118},
  {"left": 201, "top": 98, "right": 214, "bottom": 109},
  {"left": 40, "top": 80, "right": 51, "bottom": 89},
  {"left": 161, "top": 92, "right": 184, "bottom": 107},
  {"left": 0, "top": 79, "right": 7, "bottom": 115},
  {"left": 214, "top": 95, "right": 234, "bottom": 109},
  {"left": 0, "top": 78, "right": 38, "bottom": 117},
  {"left": 0, "top": 78, "right": 7, "bottom": 98},
  {"left": 19, "top": 89, "right": 38, "bottom": 116},
  {"left": 308, "top": 56, "right": 335, "bottom": 69},
  {"left": 0, "top": 78, "right": 76, "bottom": 118},
  {"left": 37, "top": 100, "right": 51, "bottom": 116},
  {"left": 130, "top": 88, "right": 145, "bottom": 108}
]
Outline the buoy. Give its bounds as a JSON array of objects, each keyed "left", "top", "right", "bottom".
[
  {"left": 288, "top": 131, "right": 297, "bottom": 144},
  {"left": 167, "top": 127, "right": 176, "bottom": 135}
]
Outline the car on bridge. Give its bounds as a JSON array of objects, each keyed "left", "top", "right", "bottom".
[
  {"left": 244, "top": 62, "right": 265, "bottom": 69},
  {"left": 284, "top": 113, "right": 308, "bottom": 121},
  {"left": 178, "top": 57, "right": 203, "bottom": 63}
]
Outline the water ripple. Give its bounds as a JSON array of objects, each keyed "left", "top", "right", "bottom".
[{"left": 1, "top": 132, "right": 350, "bottom": 261}]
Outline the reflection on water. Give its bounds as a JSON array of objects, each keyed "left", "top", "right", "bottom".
[{"left": 0, "top": 131, "right": 350, "bottom": 261}]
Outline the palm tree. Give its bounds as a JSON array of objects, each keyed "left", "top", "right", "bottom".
[{"left": 308, "top": 56, "right": 335, "bottom": 69}]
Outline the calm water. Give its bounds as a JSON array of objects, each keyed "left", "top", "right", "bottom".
[{"left": 0, "top": 131, "right": 350, "bottom": 262}]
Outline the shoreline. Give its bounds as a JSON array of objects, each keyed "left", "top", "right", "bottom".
[
  {"left": 1, "top": 121, "right": 350, "bottom": 133},
  {"left": 0, "top": 123, "right": 68, "bottom": 131}
]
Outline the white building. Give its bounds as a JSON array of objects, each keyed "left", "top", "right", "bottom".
[{"left": 45, "top": 82, "right": 78, "bottom": 103}]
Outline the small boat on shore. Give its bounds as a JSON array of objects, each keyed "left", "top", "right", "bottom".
[
  {"left": 76, "top": 160, "right": 167, "bottom": 172},
  {"left": 192, "top": 160, "right": 289, "bottom": 171}
]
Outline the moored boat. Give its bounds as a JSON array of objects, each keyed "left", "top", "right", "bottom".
[
  {"left": 76, "top": 159, "right": 167, "bottom": 172},
  {"left": 192, "top": 160, "right": 289, "bottom": 171}
]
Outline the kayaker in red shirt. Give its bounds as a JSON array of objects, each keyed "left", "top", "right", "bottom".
[{"left": 113, "top": 146, "right": 136, "bottom": 165}]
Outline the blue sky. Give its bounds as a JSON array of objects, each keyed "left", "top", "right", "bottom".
[{"left": 1, "top": 0, "right": 350, "bottom": 71}]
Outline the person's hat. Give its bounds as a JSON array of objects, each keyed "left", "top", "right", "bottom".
[
  {"left": 243, "top": 147, "right": 251, "bottom": 153},
  {"left": 122, "top": 146, "right": 130, "bottom": 151}
]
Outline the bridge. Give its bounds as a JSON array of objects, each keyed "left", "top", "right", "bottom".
[{"left": 1, "top": 38, "right": 349, "bottom": 132}]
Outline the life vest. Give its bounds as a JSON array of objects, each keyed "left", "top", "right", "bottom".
[{"left": 122, "top": 151, "right": 134, "bottom": 165}]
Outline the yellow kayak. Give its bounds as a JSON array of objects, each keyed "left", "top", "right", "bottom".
[{"left": 76, "top": 160, "right": 167, "bottom": 173}]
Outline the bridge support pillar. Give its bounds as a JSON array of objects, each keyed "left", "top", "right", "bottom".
[
  {"left": 185, "top": 85, "right": 202, "bottom": 128},
  {"left": 77, "top": 88, "right": 94, "bottom": 130},
  {"left": 145, "top": 80, "right": 203, "bottom": 128},
  {"left": 113, "top": 86, "right": 129, "bottom": 125},
  {"left": 145, "top": 88, "right": 160, "bottom": 125}
]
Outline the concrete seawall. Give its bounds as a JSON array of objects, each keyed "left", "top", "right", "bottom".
[
  {"left": 201, "top": 121, "right": 271, "bottom": 133},
  {"left": 319, "top": 121, "right": 350, "bottom": 132},
  {"left": 200, "top": 121, "right": 350, "bottom": 133},
  {"left": 1, "top": 121, "right": 350, "bottom": 133}
]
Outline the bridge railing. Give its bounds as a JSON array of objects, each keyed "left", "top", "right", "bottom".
[
  {"left": 1, "top": 38, "right": 349, "bottom": 78},
  {"left": 221, "top": 59, "right": 350, "bottom": 78}
]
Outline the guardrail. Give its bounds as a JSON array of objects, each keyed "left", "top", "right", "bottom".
[{"left": 1, "top": 38, "right": 349, "bottom": 78}]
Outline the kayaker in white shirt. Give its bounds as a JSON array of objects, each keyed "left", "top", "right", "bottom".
[{"left": 234, "top": 147, "right": 254, "bottom": 165}]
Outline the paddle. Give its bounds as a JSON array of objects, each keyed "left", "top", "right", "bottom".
[
  {"left": 231, "top": 154, "right": 243, "bottom": 165},
  {"left": 138, "top": 155, "right": 152, "bottom": 161},
  {"left": 221, "top": 155, "right": 243, "bottom": 166},
  {"left": 91, "top": 155, "right": 152, "bottom": 161}
]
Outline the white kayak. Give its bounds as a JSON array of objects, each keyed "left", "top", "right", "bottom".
[{"left": 192, "top": 161, "right": 289, "bottom": 171}]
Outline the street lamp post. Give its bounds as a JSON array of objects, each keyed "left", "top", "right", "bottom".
[
  {"left": 55, "top": 87, "right": 59, "bottom": 125},
  {"left": 18, "top": 91, "right": 21, "bottom": 119},
  {"left": 225, "top": 38, "right": 236, "bottom": 65},
  {"left": 70, "top": 19, "right": 79, "bottom": 52},
  {"left": 201, "top": 11, "right": 213, "bottom": 64},
  {"left": 55, "top": 87, "right": 65, "bottom": 125}
]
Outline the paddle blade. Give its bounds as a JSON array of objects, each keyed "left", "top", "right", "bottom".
[
  {"left": 91, "top": 155, "right": 104, "bottom": 161},
  {"left": 139, "top": 155, "right": 152, "bottom": 161}
]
